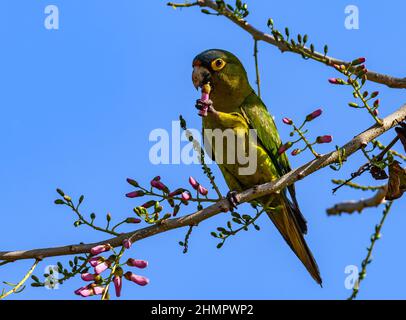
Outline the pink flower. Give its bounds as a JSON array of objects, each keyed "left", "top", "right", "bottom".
[
  {"left": 94, "top": 261, "right": 110, "bottom": 274},
  {"left": 188, "top": 176, "right": 199, "bottom": 190},
  {"left": 126, "top": 190, "right": 145, "bottom": 198},
  {"left": 81, "top": 273, "right": 95, "bottom": 282},
  {"left": 316, "top": 135, "right": 333, "bottom": 144},
  {"left": 306, "top": 109, "right": 322, "bottom": 121},
  {"left": 198, "top": 185, "right": 208, "bottom": 196},
  {"left": 282, "top": 117, "right": 293, "bottom": 125},
  {"left": 127, "top": 258, "right": 148, "bottom": 269},
  {"left": 113, "top": 275, "right": 122, "bottom": 297},
  {"left": 90, "top": 244, "right": 110, "bottom": 255},
  {"left": 181, "top": 191, "right": 191, "bottom": 201},
  {"left": 93, "top": 286, "right": 105, "bottom": 295},
  {"left": 124, "top": 272, "right": 150, "bottom": 286},
  {"left": 75, "top": 286, "right": 93, "bottom": 297},
  {"left": 89, "top": 256, "right": 104, "bottom": 267},
  {"left": 123, "top": 239, "right": 132, "bottom": 249}
]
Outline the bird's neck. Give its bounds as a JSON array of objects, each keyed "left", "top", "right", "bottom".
[{"left": 210, "top": 82, "right": 253, "bottom": 113}]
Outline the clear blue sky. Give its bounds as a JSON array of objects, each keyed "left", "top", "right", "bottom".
[{"left": 0, "top": 0, "right": 405, "bottom": 300}]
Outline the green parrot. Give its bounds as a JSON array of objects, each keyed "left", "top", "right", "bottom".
[{"left": 192, "top": 49, "right": 322, "bottom": 285}]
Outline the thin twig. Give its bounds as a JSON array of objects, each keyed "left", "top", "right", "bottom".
[
  {"left": 168, "top": 0, "right": 406, "bottom": 89},
  {"left": 0, "top": 259, "right": 40, "bottom": 300},
  {"left": 348, "top": 201, "right": 393, "bottom": 300},
  {"left": 253, "top": 39, "right": 261, "bottom": 98}
]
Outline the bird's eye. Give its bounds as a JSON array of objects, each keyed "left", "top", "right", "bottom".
[{"left": 211, "top": 58, "right": 226, "bottom": 71}]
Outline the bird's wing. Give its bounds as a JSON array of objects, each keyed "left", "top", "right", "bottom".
[{"left": 240, "top": 91, "right": 308, "bottom": 234}]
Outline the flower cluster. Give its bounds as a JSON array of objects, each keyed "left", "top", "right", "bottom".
[
  {"left": 278, "top": 108, "right": 333, "bottom": 158},
  {"left": 125, "top": 175, "right": 211, "bottom": 223},
  {"left": 328, "top": 57, "right": 382, "bottom": 124},
  {"left": 74, "top": 242, "right": 149, "bottom": 298}
]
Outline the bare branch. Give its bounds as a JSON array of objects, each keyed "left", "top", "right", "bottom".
[
  {"left": 0, "top": 103, "right": 405, "bottom": 262},
  {"left": 168, "top": 0, "right": 406, "bottom": 89},
  {"left": 326, "top": 186, "right": 388, "bottom": 216}
]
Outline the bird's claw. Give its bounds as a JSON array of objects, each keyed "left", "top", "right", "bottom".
[
  {"left": 195, "top": 99, "right": 214, "bottom": 117},
  {"left": 226, "top": 190, "right": 239, "bottom": 210}
]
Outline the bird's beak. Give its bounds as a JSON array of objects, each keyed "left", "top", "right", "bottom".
[{"left": 192, "top": 66, "right": 211, "bottom": 90}]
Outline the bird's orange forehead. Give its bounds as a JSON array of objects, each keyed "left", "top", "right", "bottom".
[{"left": 192, "top": 59, "right": 202, "bottom": 67}]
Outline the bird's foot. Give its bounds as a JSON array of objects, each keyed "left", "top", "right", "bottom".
[
  {"left": 226, "top": 190, "right": 239, "bottom": 210},
  {"left": 195, "top": 99, "right": 215, "bottom": 117}
]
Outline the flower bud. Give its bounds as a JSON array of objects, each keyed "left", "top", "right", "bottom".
[
  {"left": 373, "top": 99, "right": 380, "bottom": 108},
  {"left": 124, "top": 272, "right": 150, "bottom": 286},
  {"left": 81, "top": 273, "right": 95, "bottom": 282},
  {"left": 113, "top": 275, "right": 122, "bottom": 297},
  {"left": 328, "top": 78, "right": 345, "bottom": 85},
  {"left": 151, "top": 180, "right": 166, "bottom": 191},
  {"left": 126, "top": 190, "right": 145, "bottom": 198},
  {"left": 351, "top": 57, "right": 366, "bottom": 65},
  {"left": 306, "top": 109, "right": 322, "bottom": 121},
  {"left": 125, "top": 217, "right": 141, "bottom": 224},
  {"left": 126, "top": 178, "right": 139, "bottom": 187},
  {"left": 291, "top": 149, "right": 301, "bottom": 156},
  {"left": 90, "top": 244, "right": 111, "bottom": 255},
  {"left": 198, "top": 185, "right": 208, "bottom": 196},
  {"left": 94, "top": 261, "right": 110, "bottom": 275},
  {"left": 278, "top": 142, "right": 292, "bottom": 155},
  {"left": 316, "top": 135, "right": 333, "bottom": 144},
  {"left": 282, "top": 117, "right": 293, "bottom": 125},
  {"left": 89, "top": 256, "right": 104, "bottom": 267},
  {"left": 141, "top": 200, "right": 156, "bottom": 208},
  {"left": 181, "top": 191, "right": 191, "bottom": 201},
  {"left": 127, "top": 258, "right": 148, "bottom": 269},
  {"left": 123, "top": 239, "right": 132, "bottom": 249},
  {"left": 189, "top": 176, "right": 199, "bottom": 190},
  {"left": 370, "top": 91, "right": 379, "bottom": 98}
]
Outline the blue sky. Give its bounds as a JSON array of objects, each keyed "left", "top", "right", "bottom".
[{"left": 0, "top": 0, "right": 405, "bottom": 299}]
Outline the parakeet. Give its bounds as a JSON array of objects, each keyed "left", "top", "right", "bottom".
[{"left": 192, "top": 49, "right": 322, "bottom": 285}]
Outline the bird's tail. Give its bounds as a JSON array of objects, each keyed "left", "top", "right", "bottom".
[{"left": 261, "top": 195, "right": 322, "bottom": 285}]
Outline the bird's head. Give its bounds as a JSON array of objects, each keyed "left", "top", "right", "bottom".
[{"left": 192, "top": 49, "right": 252, "bottom": 108}]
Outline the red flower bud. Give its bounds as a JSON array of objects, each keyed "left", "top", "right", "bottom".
[
  {"left": 306, "top": 109, "right": 322, "bottom": 121},
  {"left": 282, "top": 117, "right": 293, "bottom": 125},
  {"left": 125, "top": 217, "right": 141, "bottom": 224},
  {"left": 328, "top": 78, "right": 345, "bottom": 85},
  {"left": 352, "top": 57, "right": 366, "bottom": 65},
  {"left": 151, "top": 180, "right": 166, "bottom": 191},
  {"left": 81, "top": 273, "right": 95, "bottom": 282},
  {"left": 373, "top": 99, "right": 380, "bottom": 108},
  {"left": 123, "top": 239, "right": 132, "bottom": 249},
  {"left": 113, "top": 275, "right": 122, "bottom": 297},
  {"left": 370, "top": 91, "right": 379, "bottom": 98},
  {"left": 291, "top": 149, "right": 301, "bottom": 156},
  {"left": 278, "top": 142, "right": 292, "bottom": 155},
  {"left": 126, "top": 190, "right": 145, "bottom": 198},
  {"left": 316, "top": 135, "right": 333, "bottom": 144}
]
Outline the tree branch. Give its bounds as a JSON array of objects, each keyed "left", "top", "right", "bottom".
[
  {"left": 326, "top": 186, "right": 388, "bottom": 215},
  {"left": 0, "top": 103, "right": 404, "bottom": 262},
  {"left": 168, "top": 0, "right": 406, "bottom": 89}
]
